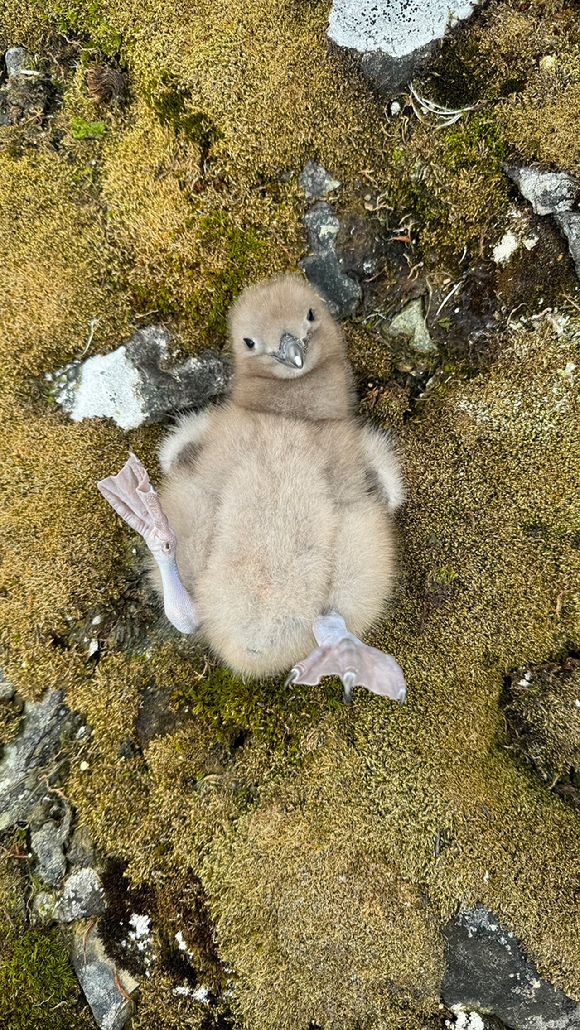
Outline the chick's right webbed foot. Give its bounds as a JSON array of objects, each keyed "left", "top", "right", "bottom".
[
  {"left": 97, "top": 453, "right": 198, "bottom": 635},
  {"left": 285, "top": 613, "right": 406, "bottom": 704},
  {"left": 97, "top": 452, "right": 176, "bottom": 558}
]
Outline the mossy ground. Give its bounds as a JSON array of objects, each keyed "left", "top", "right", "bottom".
[{"left": 1, "top": 0, "right": 580, "bottom": 1028}]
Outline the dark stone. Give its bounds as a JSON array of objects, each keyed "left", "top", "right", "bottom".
[
  {"left": 442, "top": 907, "right": 580, "bottom": 1030},
  {"left": 299, "top": 251, "right": 361, "bottom": 319},
  {"left": 66, "top": 824, "right": 96, "bottom": 868},
  {"left": 299, "top": 201, "right": 361, "bottom": 318},
  {"left": 124, "top": 325, "right": 232, "bottom": 422},
  {"left": 359, "top": 43, "right": 434, "bottom": 94},
  {"left": 303, "top": 201, "right": 340, "bottom": 253},
  {"left": 556, "top": 211, "right": 580, "bottom": 278}
]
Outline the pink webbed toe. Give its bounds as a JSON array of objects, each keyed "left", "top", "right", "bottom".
[{"left": 286, "top": 636, "right": 406, "bottom": 704}]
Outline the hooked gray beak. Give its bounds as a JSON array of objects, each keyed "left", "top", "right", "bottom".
[{"left": 273, "top": 332, "right": 305, "bottom": 369}]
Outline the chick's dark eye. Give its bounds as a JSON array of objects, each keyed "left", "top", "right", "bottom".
[
  {"left": 306, "top": 308, "right": 315, "bottom": 322},
  {"left": 243, "top": 337, "right": 255, "bottom": 349}
]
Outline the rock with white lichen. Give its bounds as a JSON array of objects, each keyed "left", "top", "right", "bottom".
[
  {"left": 54, "top": 868, "right": 106, "bottom": 922},
  {"left": 51, "top": 326, "right": 232, "bottom": 430},
  {"left": 442, "top": 908, "right": 580, "bottom": 1030},
  {"left": 327, "top": 0, "right": 479, "bottom": 92}
]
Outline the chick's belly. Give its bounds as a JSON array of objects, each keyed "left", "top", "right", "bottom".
[{"left": 195, "top": 467, "right": 338, "bottom": 676}]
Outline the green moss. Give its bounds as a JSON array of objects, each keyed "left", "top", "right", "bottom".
[
  {"left": 31, "top": 0, "right": 123, "bottom": 56},
  {"left": 70, "top": 117, "right": 106, "bottom": 140},
  {"left": 0, "top": 928, "right": 77, "bottom": 1030},
  {"left": 441, "top": 113, "right": 507, "bottom": 173},
  {"left": 145, "top": 72, "right": 224, "bottom": 150},
  {"left": 384, "top": 110, "right": 510, "bottom": 258},
  {"left": 129, "top": 209, "right": 267, "bottom": 339},
  {"left": 174, "top": 664, "right": 341, "bottom": 754}
]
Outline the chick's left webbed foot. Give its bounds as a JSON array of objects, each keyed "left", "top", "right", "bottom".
[
  {"left": 97, "top": 453, "right": 198, "bottom": 635},
  {"left": 285, "top": 613, "right": 406, "bottom": 704}
]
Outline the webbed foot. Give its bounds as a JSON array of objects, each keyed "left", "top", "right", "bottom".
[
  {"left": 285, "top": 614, "right": 406, "bottom": 704},
  {"left": 97, "top": 452, "right": 177, "bottom": 560},
  {"left": 97, "top": 453, "right": 198, "bottom": 635}
]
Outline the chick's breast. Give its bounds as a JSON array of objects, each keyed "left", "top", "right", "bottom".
[{"left": 195, "top": 409, "right": 338, "bottom": 676}]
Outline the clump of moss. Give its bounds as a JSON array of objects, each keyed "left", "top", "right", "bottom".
[
  {"left": 31, "top": 0, "right": 123, "bottom": 57},
  {"left": 131, "top": 967, "right": 232, "bottom": 1030},
  {"left": 129, "top": 208, "right": 267, "bottom": 338},
  {"left": 383, "top": 111, "right": 510, "bottom": 259},
  {"left": 145, "top": 71, "right": 224, "bottom": 152},
  {"left": 175, "top": 663, "right": 341, "bottom": 754},
  {"left": 70, "top": 116, "right": 105, "bottom": 139},
  {"left": 0, "top": 927, "right": 79, "bottom": 1030},
  {"left": 505, "top": 658, "right": 580, "bottom": 801},
  {"left": 498, "top": 55, "right": 580, "bottom": 175}
]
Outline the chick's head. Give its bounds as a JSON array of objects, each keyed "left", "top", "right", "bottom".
[{"left": 228, "top": 275, "right": 335, "bottom": 379}]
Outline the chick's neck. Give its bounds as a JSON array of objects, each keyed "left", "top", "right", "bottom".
[{"left": 231, "top": 352, "right": 354, "bottom": 422}]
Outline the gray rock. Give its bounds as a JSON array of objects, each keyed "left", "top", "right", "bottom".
[
  {"left": 503, "top": 165, "right": 580, "bottom": 281},
  {"left": 299, "top": 251, "right": 361, "bottom": 319},
  {"left": 298, "top": 160, "right": 341, "bottom": 200},
  {"left": 299, "top": 201, "right": 361, "bottom": 318},
  {"left": 388, "top": 298, "right": 436, "bottom": 353},
  {"left": 31, "top": 815, "right": 67, "bottom": 881},
  {"left": 303, "top": 201, "right": 340, "bottom": 252},
  {"left": 4, "top": 47, "right": 35, "bottom": 77},
  {"left": 67, "top": 824, "right": 96, "bottom": 868},
  {"left": 54, "top": 868, "right": 106, "bottom": 922},
  {"left": 31, "top": 890, "right": 57, "bottom": 924},
  {"left": 73, "top": 926, "right": 137, "bottom": 1030},
  {"left": 327, "top": 0, "right": 477, "bottom": 93},
  {"left": 556, "top": 210, "right": 580, "bottom": 279},
  {"left": 0, "top": 669, "right": 14, "bottom": 700},
  {"left": 504, "top": 165, "right": 578, "bottom": 216},
  {"left": 359, "top": 43, "right": 434, "bottom": 94},
  {"left": 442, "top": 907, "right": 580, "bottom": 1030},
  {"left": 124, "top": 325, "right": 231, "bottom": 422},
  {"left": 52, "top": 326, "right": 232, "bottom": 430},
  {"left": 30, "top": 806, "right": 71, "bottom": 886},
  {"left": 0, "top": 689, "right": 76, "bottom": 832}
]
